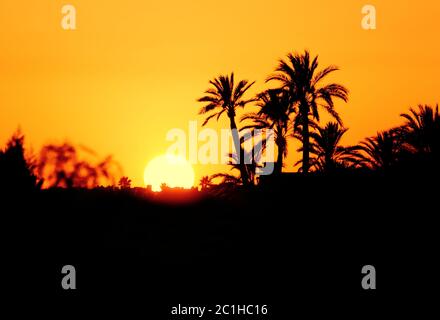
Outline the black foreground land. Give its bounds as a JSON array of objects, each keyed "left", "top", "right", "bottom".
[{"left": 3, "top": 173, "right": 438, "bottom": 317}]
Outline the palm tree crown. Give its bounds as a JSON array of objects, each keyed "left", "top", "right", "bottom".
[
  {"left": 306, "top": 122, "right": 359, "bottom": 172},
  {"left": 198, "top": 73, "right": 255, "bottom": 126},
  {"left": 268, "top": 50, "right": 349, "bottom": 173},
  {"left": 198, "top": 73, "right": 255, "bottom": 185},
  {"left": 400, "top": 104, "right": 440, "bottom": 156},
  {"left": 357, "top": 131, "right": 403, "bottom": 171},
  {"left": 240, "top": 89, "right": 292, "bottom": 173}
]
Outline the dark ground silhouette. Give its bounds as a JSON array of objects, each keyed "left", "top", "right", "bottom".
[{"left": 3, "top": 171, "right": 438, "bottom": 316}]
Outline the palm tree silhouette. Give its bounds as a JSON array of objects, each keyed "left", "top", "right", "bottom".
[
  {"left": 296, "top": 122, "right": 359, "bottom": 172},
  {"left": 357, "top": 131, "right": 403, "bottom": 171},
  {"left": 267, "top": 50, "right": 349, "bottom": 173},
  {"left": 118, "top": 176, "right": 132, "bottom": 189},
  {"left": 400, "top": 104, "right": 440, "bottom": 158},
  {"left": 199, "top": 175, "right": 214, "bottom": 191},
  {"left": 210, "top": 172, "right": 242, "bottom": 186},
  {"left": 198, "top": 73, "right": 255, "bottom": 185},
  {"left": 241, "top": 89, "right": 292, "bottom": 174},
  {"left": 210, "top": 134, "right": 265, "bottom": 187},
  {"left": 215, "top": 150, "right": 260, "bottom": 186}
]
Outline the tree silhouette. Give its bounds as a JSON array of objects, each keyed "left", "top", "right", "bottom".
[
  {"left": 296, "top": 122, "right": 360, "bottom": 172},
  {"left": 356, "top": 131, "right": 403, "bottom": 171},
  {"left": 241, "top": 89, "right": 292, "bottom": 174},
  {"left": 118, "top": 176, "right": 132, "bottom": 189},
  {"left": 38, "top": 143, "right": 120, "bottom": 188},
  {"left": 199, "top": 176, "right": 214, "bottom": 191},
  {"left": 267, "top": 50, "right": 349, "bottom": 173},
  {"left": 209, "top": 172, "right": 242, "bottom": 186},
  {"left": 198, "top": 73, "right": 255, "bottom": 185},
  {"left": 0, "top": 130, "right": 39, "bottom": 191},
  {"left": 400, "top": 104, "right": 440, "bottom": 159},
  {"left": 215, "top": 135, "right": 264, "bottom": 186}
]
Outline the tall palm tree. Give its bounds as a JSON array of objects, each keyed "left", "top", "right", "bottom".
[
  {"left": 299, "top": 122, "right": 359, "bottom": 172},
  {"left": 267, "top": 50, "right": 349, "bottom": 173},
  {"left": 240, "top": 89, "right": 292, "bottom": 174},
  {"left": 198, "top": 73, "right": 255, "bottom": 185},
  {"left": 400, "top": 104, "right": 440, "bottom": 157}
]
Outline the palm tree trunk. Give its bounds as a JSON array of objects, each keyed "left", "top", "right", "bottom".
[
  {"left": 276, "top": 148, "right": 283, "bottom": 174},
  {"left": 301, "top": 106, "right": 310, "bottom": 174},
  {"left": 275, "top": 123, "right": 284, "bottom": 174},
  {"left": 275, "top": 135, "right": 283, "bottom": 175},
  {"left": 229, "top": 116, "right": 250, "bottom": 185}
]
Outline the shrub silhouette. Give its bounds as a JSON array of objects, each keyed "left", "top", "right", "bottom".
[
  {"left": 37, "top": 143, "right": 120, "bottom": 188},
  {"left": 0, "top": 130, "right": 39, "bottom": 192},
  {"left": 118, "top": 176, "right": 132, "bottom": 189}
]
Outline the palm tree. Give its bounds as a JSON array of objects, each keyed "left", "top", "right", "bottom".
[
  {"left": 221, "top": 149, "right": 260, "bottom": 186},
  {"left": 198, "top": 73, "right": 255, "bottom": 185},
  {"left": 241, "top": 89, "right": 292, "bottom": 174},
  {"left": 209, "top": 172, "right": 242, "bottom": 186},
  {"left": 118, "top": 176, "right": 132, "bottom": 189},
  {"left": 267, "top": 50, "right": 349, "bottom": 173},
  {"left": 199, "top": 175, "right": 214, "bottom": 191},
  {"left": 204, "top": 173, "right": 241, "bottom": 197},
  {"left": 400, "top": 104, "right": 440, "bottom": 157},
  {"left": 357, "top": 131, "right": 402, "bottom": 171},
  {"left": 211, "top": 133, "right": 266, "bottom": 187},
  {"left": 298, "top": 122, "right": 360, "bottom": 172}
]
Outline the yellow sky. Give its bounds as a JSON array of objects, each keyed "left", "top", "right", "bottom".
[{"left": 1, "top": 0, "right": 439, "bottom": 186}]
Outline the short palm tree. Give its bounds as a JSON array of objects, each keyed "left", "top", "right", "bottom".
[
  {"left": 357, "top": 131, "right": 402, "bottom": 170},
  {"left": 212, "top": 151, "right": 259, "bottom": 186},
  {"left": 240, "top": 89, "right": 292, "bottom": 174},
  {"left": 198, "top": 73, "right": 255, "bottom": 185},
  {"left": 267, "top": 50, "right": 349, "bottom": 173},
  {"left": 118, "top": 176, "right": 132, "bottom": 189},
  {"left": 211, "top": 133, "right": 266, "bottom": 186},
  {"left": 400, "top": 104, "right": 440, "bottom": 157},
  {"left": 300, "top": 122, "right": 360, "bottom": 172},
  {"left": 199, "top": 175, "right": 214, "bottom": 191}
]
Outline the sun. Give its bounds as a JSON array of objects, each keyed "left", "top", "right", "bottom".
[{"left": 144, "top": 154, "right": 195, "bottom": 192}]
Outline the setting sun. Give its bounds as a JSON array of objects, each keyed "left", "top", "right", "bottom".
[{"left": 143, "top": 154, "right": 195, "bottom": 192}]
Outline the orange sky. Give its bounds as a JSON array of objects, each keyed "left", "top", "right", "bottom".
[{"left": 1, "top": 0, "right": 439, "bottom": 186}]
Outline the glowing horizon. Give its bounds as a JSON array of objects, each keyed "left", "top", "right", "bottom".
[{"left": 144, "top": 154, "right": 195, "bottom": 191}]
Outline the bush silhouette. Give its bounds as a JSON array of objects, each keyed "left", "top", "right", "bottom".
[{"left": 0, "top": 130, "right": 39, "bottom": 192}]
